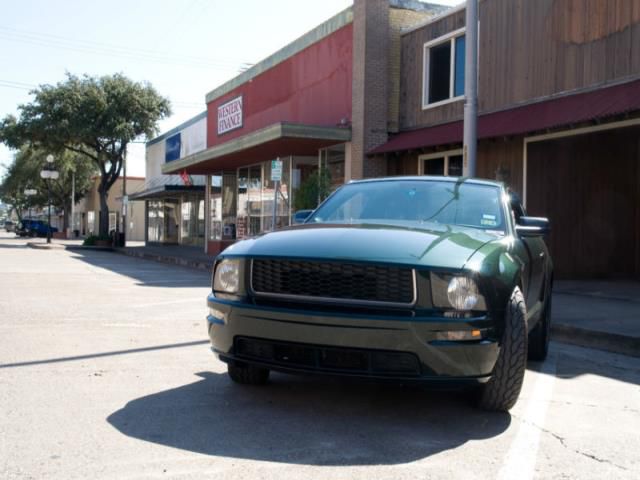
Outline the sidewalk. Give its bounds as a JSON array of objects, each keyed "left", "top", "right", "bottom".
[
  {"left": 117, "top": 244, "right": 214, "bottom": 271},
  {"left": 552, "top": 280, "right": 640, "bottom": 358},
  {"left": 54, "top": 240, "right": 640, "bottom": 359}
]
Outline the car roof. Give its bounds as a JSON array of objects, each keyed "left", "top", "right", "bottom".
[{"left": 348, "top": 176, "right": 504, "bottom": 188}]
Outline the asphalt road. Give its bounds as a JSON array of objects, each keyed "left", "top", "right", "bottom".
[{"left": 1, "top": 231, "right": 638, "bottom": 479}]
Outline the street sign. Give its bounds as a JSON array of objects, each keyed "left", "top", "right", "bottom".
[{"left": 271, "top": 159, "right": 283, "bottom": 182}]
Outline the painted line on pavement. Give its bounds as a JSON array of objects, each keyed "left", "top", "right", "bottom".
[{"left": 497, "top": 355, "right": 558, "bottom": 480}]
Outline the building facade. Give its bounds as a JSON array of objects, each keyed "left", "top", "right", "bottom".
[
  {"left": 161, "top": 0, "right": 446, "bottom": 255},
  {"left": 370, "top": 0, "right": 640, "bottom": 279},
  {"left": 153, "top": 0, "right": 639, "bottom": 279},
  {"left": 74, "top": 176, "right": 146, "bottom": 241}
]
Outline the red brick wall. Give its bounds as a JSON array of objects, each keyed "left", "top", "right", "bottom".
[{"left": 206, "top": 25, "right": 353, "bottom": 149}]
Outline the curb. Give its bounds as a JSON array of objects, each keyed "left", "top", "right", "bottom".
[
  {"left": 552, "top": 323, "right": 640, "bottom": 358},
  {"left": 114, "top": 248, "right": 212, "bottom": 272},
  {"left": 65, "top": 245, "right": 114, "bottom": 252},
  {"left": 27, "top": 242, "right": 65, "bottom": 250}
]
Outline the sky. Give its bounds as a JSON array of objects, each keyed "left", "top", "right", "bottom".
[{"left": 0, "top": 0, "right": 463, "bottom": 177}]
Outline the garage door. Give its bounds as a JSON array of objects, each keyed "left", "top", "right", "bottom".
[{"left": 526, "top": 125, "right": 640, "bottom": 279}]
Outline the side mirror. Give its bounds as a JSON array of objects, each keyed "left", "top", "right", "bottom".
[
  {"left": 516, "top": 216, "right": 550, "bottom": 237},
  {"left": 293, "top": 210, "right": 313, "bottom": 224}
]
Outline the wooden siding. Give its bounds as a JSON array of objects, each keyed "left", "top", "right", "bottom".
[
  {"left": 526, "top": 126, "right": 640, "bottom": 279},
  {"left": 385, "top": 136, "right": 523, "bottom": 193},
  {"left": 477, "top": 137, "right": 524, "bottom": 196},
  {"left": 400, "top": 0, "right": 640, "bottom": 130},
  {"left": 399, "top": 9, "right": 466, "bottom": 129}
]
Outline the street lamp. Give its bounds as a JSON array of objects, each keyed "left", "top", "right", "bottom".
[{"left": 40, "top": 154, "right": 59, "bottom": 244}]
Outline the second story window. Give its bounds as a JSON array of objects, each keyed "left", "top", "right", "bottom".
[{"left": 423, "top": 29, "right": 466, "bottom": 108}]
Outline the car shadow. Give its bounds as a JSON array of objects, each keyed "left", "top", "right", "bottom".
[{"left": 108, "top": 371, "right": 511, "bottom": 466}]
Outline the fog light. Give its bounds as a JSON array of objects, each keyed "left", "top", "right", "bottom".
[
  {"left": 435, "top": 329, "right": 484, "bottom": 341},
  {"left": 208, "top": 307, "right": 226, "bottom": 324}
]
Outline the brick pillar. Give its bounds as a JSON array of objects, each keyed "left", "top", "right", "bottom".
[{"left": 349, "top": 0, "right": 390, "bottom": 180}]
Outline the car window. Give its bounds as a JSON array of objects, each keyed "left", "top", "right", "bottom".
[{"left": 311, "top": 180, "right": 505, "bottom": 233}]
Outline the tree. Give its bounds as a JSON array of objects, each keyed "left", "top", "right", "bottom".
[
  {"left": 0, "top": 147, "right": 96, "bottom": 229},
  {"left": 0, "top": 73, "right": 171, "bottom": 235}
]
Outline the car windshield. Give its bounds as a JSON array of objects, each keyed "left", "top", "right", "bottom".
[{"left": 308, "top": 180, "right": 506, "bottom": 233}]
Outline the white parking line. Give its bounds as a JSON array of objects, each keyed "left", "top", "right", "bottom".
[{"left": 498, "top": 355, "right": 558, "bottom": 480}]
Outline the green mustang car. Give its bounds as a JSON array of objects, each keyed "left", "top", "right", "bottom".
[{"left": 207, "top": 176, "right": 553, "bottom": 411}]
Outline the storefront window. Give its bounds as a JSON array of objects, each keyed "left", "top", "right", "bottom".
[
  {"left": 263, "top": 157, "right": 291, "bottom": 231},
  {"left": 87, "top": 211, "right": 95, "bottom": 235},
  {"left": 321, "top": 144, "right": 346, "bottom": 192},
  {"left": 236, "top": 168, "right": 249, "bottom": 240},
  {"left": 148, "top": 200, "right": 178, "bottom": 243},
  {"left": 222, "top": 172, "right": 237, "bottom": 240},
  {"left": 181, "top": 196, "right": 205, "bottom": 246},
  {"left": 210, "top": 175, "right": 222, "bottom": 241},
  {"left": 292, "top": 155, "right": 322, "bottom": 211}
]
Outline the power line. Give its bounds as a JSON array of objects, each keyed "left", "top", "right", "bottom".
[
  {"left": 0, "top": 28, "right": 249, "bottom": 71},
  {"left": 0, "top": 78, "right": 204, "bottom": 109},
  {"left": 0, "top": 25, "right": 248, "bottom": 67}
]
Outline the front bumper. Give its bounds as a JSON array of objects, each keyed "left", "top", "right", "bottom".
[{"left": 207, "top": 294, "right": 500, "bottom": 384}]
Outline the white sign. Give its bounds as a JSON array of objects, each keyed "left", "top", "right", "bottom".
[
  {"left": 271, "top": 159, "right": 283, "bottom": 182},
  {"left": 217, "top": 96, "right": 243, "bottom": 135}
]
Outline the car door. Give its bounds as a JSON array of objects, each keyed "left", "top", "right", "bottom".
[{"left": 510, "top": 194, "right": 546, "bottom": 314}]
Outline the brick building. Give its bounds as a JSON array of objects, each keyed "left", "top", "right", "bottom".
[
  {"left": 154, "top": 0, "right": 640, "bottom": 279},
  {"left": 160, "top": 0, "right": 446, "bottom": 255}
]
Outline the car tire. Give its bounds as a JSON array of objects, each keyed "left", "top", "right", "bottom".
[
  {"left": 477, "top": 287, "right": 527, "bottom": 412},
  {"left": 528, "top": 291, "right": 552, "bottom": 361},
  {"left": 227, "top": 363, "right": 270, "bottom": 385}
]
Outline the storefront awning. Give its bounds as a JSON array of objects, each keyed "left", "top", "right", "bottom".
[
  {"left": 128, "top": 185, "right": 205, "bottom": 201},
  {"left": 370, "top": 78, "right": 640, "bottom": 154},
  {"left": 162, "top": 122, "right": 351, "bottom": 174}
]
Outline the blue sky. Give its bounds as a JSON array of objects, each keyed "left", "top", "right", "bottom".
[{"left": 0, "top": 0, "right": 462, "bottom": 176}]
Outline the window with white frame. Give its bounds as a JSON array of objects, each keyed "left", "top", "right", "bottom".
[
  {"left": 419, "top": 150, "right": 464, "bottom": 177},
  {"left": 422, "top": 28, "right": 466, "bottom": 108}
]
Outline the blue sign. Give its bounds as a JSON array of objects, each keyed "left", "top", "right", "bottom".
[{"left": 165, "top": 133, "right": 181, "bottom": 162}]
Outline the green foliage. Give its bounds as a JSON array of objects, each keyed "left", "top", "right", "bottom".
[
  {"left": 82, "top": 234, "right": 111, "bottom": 246},
  {"left": 0, "top": 147, "right": 96, "bottom": 227},
  {"left": 294, "top": 169, "right": 332, "bottom": 211},
  {"left": 0, "top": 72, "right": 171, "bottom": 235}
]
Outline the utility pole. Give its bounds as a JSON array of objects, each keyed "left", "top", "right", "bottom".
[
  {"left": 121, "top": 149, "right": 127, "bottom": 246},
  {"left": 463, "top": 0, "right": 479, "bottom": 177},
  {"left": 70, "top": 170, "right": 75, "bottom": 238}
]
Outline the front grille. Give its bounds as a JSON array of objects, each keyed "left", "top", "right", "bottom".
[
  {"left": 250, "top": 259, "right": 415, "bottom": 306},
  {"left": 235, "top": 337, "right": 421, "bottom": 376}
]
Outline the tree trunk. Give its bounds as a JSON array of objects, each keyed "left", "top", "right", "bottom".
[
  {"left": 98, "top": 186, "right": 109, "bottom": 237},
  {"left": 62, "top": 202, "right": 69, "bottom": 232}
]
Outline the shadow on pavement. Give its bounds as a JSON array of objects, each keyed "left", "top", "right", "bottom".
[
  {"left": 108, "top": 371, "right": 511, "bottom": 466},
  {"left": 0, "top": 340, "right": 210, "bottom": 369},
  {"left": 66, "top": 248, "right": 210, "bottom": 288}
]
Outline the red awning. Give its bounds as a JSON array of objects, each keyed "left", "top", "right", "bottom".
[{"left": 370, "top": 79, "right": 640, "bottom": 154}]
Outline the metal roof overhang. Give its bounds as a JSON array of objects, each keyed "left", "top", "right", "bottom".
[
  {"left": 162, "top": 122, "right": 352, "bottom": 175},
  {"left": 370, "top": 78, "right": 640, "bottom": 155},
  {"left": 128, "top": 185, "right": 205, "bottom": 201}
]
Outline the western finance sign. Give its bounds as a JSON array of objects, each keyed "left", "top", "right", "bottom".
[{"left": 217, "top": 96, "right": 243, "bottom": 135}]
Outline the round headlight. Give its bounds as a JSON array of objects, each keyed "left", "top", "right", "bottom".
[
  {"left": 213, "top": 259, "right": 240, "bottom": 293},
  {"left": 447, "top": 276, "right": 480, "bottom": 310}
]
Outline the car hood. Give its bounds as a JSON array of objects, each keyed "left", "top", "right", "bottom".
[{"left": 221, "top": 223, "right": 502, "bottom": 269}]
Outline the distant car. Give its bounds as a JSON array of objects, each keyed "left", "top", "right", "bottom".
[
  {"left": 3, "top": 220, "right": 15, "bottom": 232},
  {"left": 207, "top": 177, "right": 553, "bottom": 412},
  {"left": 16, "top": 219, "right": 58, "bottom": 237}
]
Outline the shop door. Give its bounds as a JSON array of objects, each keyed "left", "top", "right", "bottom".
[
  {"left": 164, "top": 200, "right": 179, "bottom": 244},
  {"left": 526, "top": 126, "right": 640, "bottom": 279}
]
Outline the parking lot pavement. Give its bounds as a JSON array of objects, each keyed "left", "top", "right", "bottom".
[{"left": 1, "top": 231, "right": 639, "bottom": 480}]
